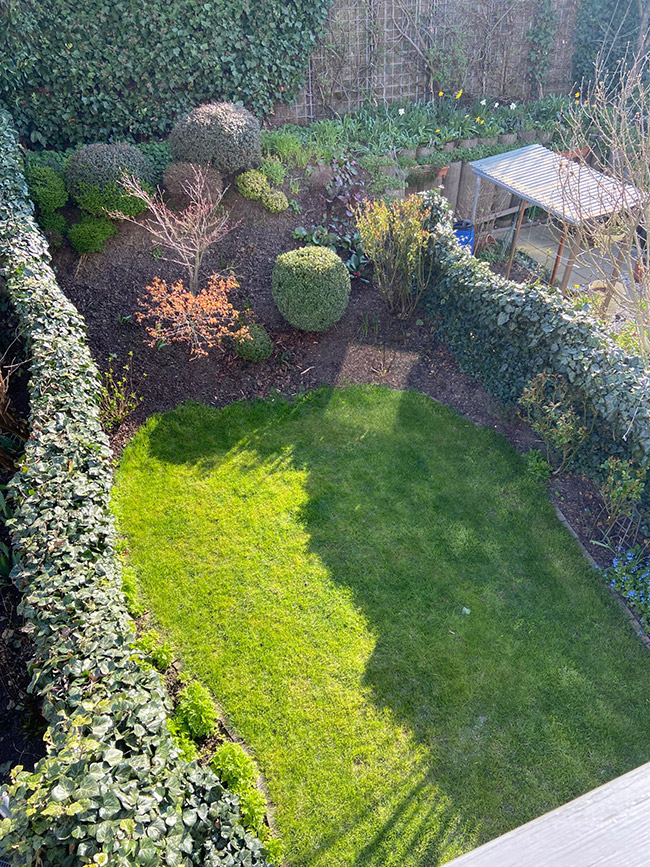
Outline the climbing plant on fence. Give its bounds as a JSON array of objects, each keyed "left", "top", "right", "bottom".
[
  {"left": 0, "top": 0, "right": 334, "bottom": 148},
  {"left": 0, "top": 108, "right": 270, "bottom": 866},
  {"left": 573, "top": 0, "right": 640, "bottom": 82},
  {"left": 421, "top": 189, "right": 650, "bottom": 487}
]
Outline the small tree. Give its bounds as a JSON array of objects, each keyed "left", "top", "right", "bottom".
[
  {"left": 136, "top": 274, "right": 249, "bottom": 360},
  {"left": 560, "top": 53, "right": 650, "bottom": 357},
  {"left": 114, "top": 166, "right": 234, "bottom": 293}
]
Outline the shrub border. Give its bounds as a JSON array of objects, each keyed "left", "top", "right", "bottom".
[
  {"left": 422, "top": 189, "right": 650, "bottom": 476},
  {"left": 0, "top": 108, "right": 269, "bottom": 866}
]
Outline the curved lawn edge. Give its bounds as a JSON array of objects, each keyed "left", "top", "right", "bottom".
[
  {"left": 114, "top": 385, "right": 650, "bottom": 867},
  {"left": 0, "top": 109, "right": 270, "bottom": 866}
]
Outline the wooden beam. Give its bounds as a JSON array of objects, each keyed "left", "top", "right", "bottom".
[
  {"left": 505, "top": 199, "right": 527, "bottom": 280},
  {"left": 444, "top": 760, "right": 650, "bottom": 867}
]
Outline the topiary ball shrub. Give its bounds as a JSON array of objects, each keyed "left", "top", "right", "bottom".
[
  {"left": 235, "top": 323, "right": 273, "bottom": 362},
  {"left": 26, "top": 166, "right": 68, "bottom": 213},
  {"left": 64, "top": 142, "right": 154, "bottom": 194},
  {"left": 163, "top": 162, "right": 223, "bottom": 209},
  {"left": 261, "top": 189, "right": 289, "bottom": 213},
  {"left": 272, "top": 246, "right": 351, "bottom": 332},
  {"left": 235, "top": 169, "right": 270, "bottom": 200},
  {"left": 168, "top": 102, "right": 262, "bottom": 175},
  {"left": 68, "top": 216, "right": 116, "bottom": 254}
]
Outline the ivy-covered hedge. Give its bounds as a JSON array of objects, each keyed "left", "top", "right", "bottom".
[
  {"left": 0, "top": 108, "right": 270, "bottom": 866},
  {"left": 421, "top": 189, "right": 650, "bottom": 475},
  {"left": 0, "top": 0, "right": 333, "bottom": 149}
]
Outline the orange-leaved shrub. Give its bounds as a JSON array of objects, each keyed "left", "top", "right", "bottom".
[{"left": 137, "top": 274, "right": 249, "bottom": 360}]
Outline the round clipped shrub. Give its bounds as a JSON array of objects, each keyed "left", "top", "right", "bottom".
[
  {"left": 68, "top": 216, "right": 116, "bottom": 254},
  {"left": 235, "top": 323, "right": 273, "bottom": 362},
  {"left": 26, "top": 166, "right": 67, "bottom": 213},
  {"left": 38, "top": 211, "right": 68, "bottom": 237},
  {"left": 235, "top": 169, "right": 270, "bottom": 200},
  {"left": 272, "top": 246, "right": 351, "bottom": 332},
  {"left": 163, "top": 162, "right": 223, "bottom": 209},
  {"left": 168, "top": 102, "right": 262, "bottom": 174},
  {"left": 64, "top": 142, "right": 154, "bottom": 194},
  {"left": 261, "top": 188, "right": 289, "bottom": 213}
]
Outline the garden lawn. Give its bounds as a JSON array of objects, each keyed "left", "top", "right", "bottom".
[{"left": 113, "top": 386, "right": 650, "bottom": 867}]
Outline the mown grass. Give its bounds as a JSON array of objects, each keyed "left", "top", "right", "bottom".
[{"left": 113, "top": 386, "right": 650, "bottom": 867}]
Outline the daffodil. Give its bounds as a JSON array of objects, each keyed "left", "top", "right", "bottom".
[
  {"left": 398, "top": 108, "right": 405, "bottom": 116},
  {"left": 438, "top": 91, "right": 444, "bottom": 97},
  {"left": 455, "top": 89, "right": 463, "bottom": 99},
  {"left": 480, "top": 98, "right": 486, "bottom": 106},
  {"left": 510, "top": 102, "right": 517, "bottom": 110},
  {"left": 494, "top": 102, "right": 500, "bottom": 108},
  {"left": 475, "top": 116, "right": 481, "bottom": 122},
  {"left": 435, "top": 128, "right": 440, "bottom": 133},
  {"left": 575, "top": 91, "right": 580, "bottom": 97}
]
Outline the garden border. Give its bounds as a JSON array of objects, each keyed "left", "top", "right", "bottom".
[
  {"left": 422, "top": 189, "right": 650, "bottom": 483},
  {"left": 0, "top": 108, "right": 270, "bottom": 866}
]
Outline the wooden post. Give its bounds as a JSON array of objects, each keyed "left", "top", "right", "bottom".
[
  {"left": 550, "top": 224, "right": 569, "bottom": 285},
  {"left": 505, "top": 199, "right": 527, "bottom": 280},
  {"left": 471, "top": 174, "right": 481, "bottom": 224},
  {"left": 559, "top": 231, "right": 581, "bottom": 292}
]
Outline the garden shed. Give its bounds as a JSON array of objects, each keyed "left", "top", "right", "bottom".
[{"left": 469, "top": 144, "right": 644, "bottom": 288}]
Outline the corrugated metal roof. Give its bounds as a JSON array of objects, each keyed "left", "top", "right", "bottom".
[{"left": 470, "top": 144, "right": 643, "bottom": 225}]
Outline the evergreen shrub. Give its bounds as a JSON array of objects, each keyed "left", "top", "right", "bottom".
[{"left": 272, "top": 246, "right": 351, "bottom": 331}]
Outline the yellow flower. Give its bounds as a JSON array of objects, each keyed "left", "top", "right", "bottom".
[
  {"left": 574, "top": 284, "right": 579, "bottom": 289},
  {"left": 575, "top": 91, "right": 580, "bottom": 97},
  {"left": 435, "top": 129, "right": 440, "bottom": 133},
  {"left": 574, "top": 100, "right": 579, "bottom": 104},
  {"left": 439, "top": 91, "right": 444, "bottom": 97},
  {"left": 475, "top": 116, "right": 481, "bottom": 122},
  {"left": 480, "top": 119, "right": 485, "bottom": 124},
  {"left": 455, "top": 89, "right": 463, "bottom": 99}
]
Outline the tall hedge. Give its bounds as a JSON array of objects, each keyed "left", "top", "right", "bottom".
[
  {"left": 0, "top": 108, "right": 270, "bottom": 866},
  {"left": 0, "top": 0, "right": 333, "bottom": 149},
  {"left": 421, "top": 189, "right": 650, "bottom": 477}
]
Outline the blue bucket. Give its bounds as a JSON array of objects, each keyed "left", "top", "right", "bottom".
[{"left": 453, "top": 220, "right": 475, "bottom": 252}]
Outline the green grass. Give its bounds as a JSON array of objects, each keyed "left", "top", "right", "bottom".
[{"left": 113, "top": 386, "right": 650, "bottom": 867}]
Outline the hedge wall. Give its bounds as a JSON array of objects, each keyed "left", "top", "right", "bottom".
[
  {"left": 0, "top": 108, "right": 270, "bottom": 866},
  {"left": 0, "top": 0, "right": 333, "bottom": 149},
  {"left": 421, "top": 190, "right": 650, "bottom": 475}
]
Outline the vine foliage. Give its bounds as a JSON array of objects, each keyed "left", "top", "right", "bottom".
[{"left": 0, "top": 0, "right": 334, "bottom": 148}]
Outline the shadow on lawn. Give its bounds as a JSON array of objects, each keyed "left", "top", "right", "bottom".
[{"left": 141, "top": 386, "right": 650, "bottom": 866}]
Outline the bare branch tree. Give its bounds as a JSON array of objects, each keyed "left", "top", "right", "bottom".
[
  {"left": 560, "top": 52, "right": 650, "bottom": 357},
  {"left": 112, "top": 166, "right": 236, "bottom": 294}
]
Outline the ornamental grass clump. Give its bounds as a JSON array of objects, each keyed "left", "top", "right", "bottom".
[
  {"left": 357, "top": 194, "right": 433, "bottom": 318},
  {"left": 168, "top": 102, "right": 262, "bottom": 174},
  {"left": 272, "top": 246, "right": 351, "bottom": 331}
]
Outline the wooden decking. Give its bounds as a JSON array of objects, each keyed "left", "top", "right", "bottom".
[{"left": 446, "top": 761, "right": 650, "bottom": 866}]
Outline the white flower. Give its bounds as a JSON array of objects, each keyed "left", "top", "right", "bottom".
[
  {"left": 480, "top": 98, "right": 486, "bottom": 106},
  {"left": 510, "top": 102, "right": 517, "bottom": 110},
  {"left": 494, "top": 102, "right": 500, "bottom": 108},
  {"left": 398, "top": 108, "right": 405, "bottom": 116}
]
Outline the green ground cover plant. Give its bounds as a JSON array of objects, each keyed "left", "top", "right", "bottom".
[{"left": 114, "top": 385, "right": 650, "bottom": 867}]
